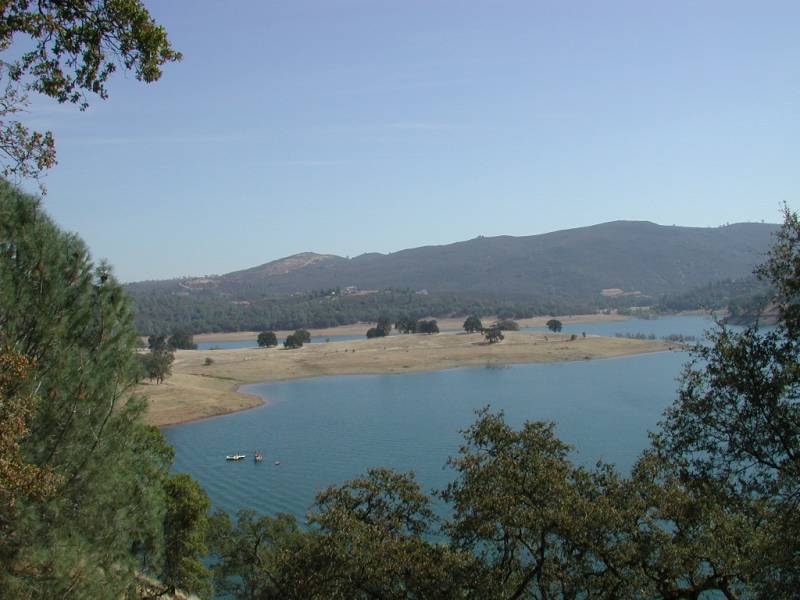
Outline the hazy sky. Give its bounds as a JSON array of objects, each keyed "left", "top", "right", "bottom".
[{"left": 26, "top": 1, "right": 798, "bottom": 282}]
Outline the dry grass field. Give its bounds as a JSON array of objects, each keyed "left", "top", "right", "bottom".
[{"left": 143, "top": 330, "right": 674, "bottom": 427}]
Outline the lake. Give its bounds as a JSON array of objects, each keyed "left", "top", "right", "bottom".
[
  {"left": 165, "top": 348, "right": 692, "bottom": 521},
  {"left": 521, "top": 313, "right": 721, "bottom": 339}
]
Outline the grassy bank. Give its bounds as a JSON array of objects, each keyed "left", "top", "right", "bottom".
[{"left": 142, "top": 330, "right": 674, "bottom": 427}]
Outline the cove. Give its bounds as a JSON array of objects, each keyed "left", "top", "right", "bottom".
[{"left": 164, "top": 350, "right": 689, "bottom": 522}]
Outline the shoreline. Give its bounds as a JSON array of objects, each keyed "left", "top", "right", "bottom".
[
  {"left": 157, "top": 383, "right": 269, "bottom": 429},
  {"left": 142, "top": 331, "right": 676, "bottom": 428},
  {"left": 192, "top": 313, "right": 634, "bottom": 343}
]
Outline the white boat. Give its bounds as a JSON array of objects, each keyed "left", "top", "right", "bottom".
[
  {"left": 254, "top": 451, "right": 263, "bottom": 462},
  {"left": 274, "top": 460, "right": 280, "bottom": 466},
  {"left": 225, "top": 453, "right": 246, "bottom": 461}
]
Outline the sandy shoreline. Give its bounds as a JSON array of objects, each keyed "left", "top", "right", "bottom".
[
  {"left": 192, "top": 313, "right": 631, "bottom": 343},
  {"left": 141, "top": 329, "right": 674, "bottom": 428}
]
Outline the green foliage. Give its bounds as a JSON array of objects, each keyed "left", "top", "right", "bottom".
[
  {"left": 376, "top": 316, "right": 393, "bottom": 336},
  {"left": 283, "top": 334, "right": 303, "bottom": 349},
  {"left": 257, "top": 330, "right": 278, "bottom": 347},
  {"left": 148, "top": 333, "right": 167, "bottom": 351},
  {"left": 0, "top": 0, "right": 181, "bottom": 185},
  {"left": 0, "top": 183, "right": 211, "bottom": 597},
  {"left": 128, "top": 281, "right": 602, "bottom": 337},
  {"left": 210, "top": 472, "right": 480, "bottom": 600},
  {"left": 168, "top": 328, "right": 197, "bottom": 350},
  {"left": 0, "top": 182, "right": 155, "bottom": 595},
  {"left": 366, "top": 316, "right": 392, "bottom": 338},
  {"left": 139, "top": 347, "right": 174, "bottom": 384},
  {"left": 657, "top": 206, "right": 800, "bottom": 596},
  {"left": 546, "top": 318, "right": 563, "bottom": 333},
  {"left": 210, "top": 407, "right": 764, "bottom": 599},
  {"left": 483, "top": 326, "right": 504, "bottom": 343},
  {"left": 657, "top": 275, "right": 773, "bottom": 317},
  {"left": 463, "top": 315, "right": 483, "bottom": 333},
  {"left": 209, "top": 509, "right": 317, "bottom": 599},
  {"left": 395, "top": 315, "right": 418, "bottom": 334},
  {"left": 293, "top": 328, "right": 311, "bottom": 344},
  {"left": 416, "top": 319, "right": 439, "bottom": 334},
  {"left": 161, "top": 474, "right": 213, "bottom": 599}
]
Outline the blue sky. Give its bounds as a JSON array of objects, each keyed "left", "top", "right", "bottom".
[{"left": 25, "top": 1, "right": 798, "bottom": 282}]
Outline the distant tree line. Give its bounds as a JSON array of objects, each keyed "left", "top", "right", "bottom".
[
  {"left": 128, "top": 286, "right": 608, "bottom": 337},
  {"left": 656, "top": 275, "right": 773, "bottom": 316}
]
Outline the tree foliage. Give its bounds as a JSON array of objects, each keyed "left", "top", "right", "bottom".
[
  {"left": 546, "top": 318, "right": 563, "bottom": 333},
  {"left": 0, "top": 182, "right": 210, "bottom": 597},
  {"left": 161, "top": 473, "right": 213, "bottom": 598},
  {"left": 257, "top": 330, "right": 278, "bottom": 347},
  {"left": 0, "top": 0, "right": 181, "bottom": 187},
  {"left": 416, "top": 319, "right": 439, "bottom": 334},
  {"left": 168, "top": 328, "right": 197, "bottom": 350},
  {"left": 482, "top": 326, "right": 504, "bottom": 344},
  {"left": 395, "top": 316, "right": 418, "bottom": 334},
  {"left": 129, "top": 283, "right": 603, "bottom": 338},
  {"left": 210, "top": 470, "right": 479, "bottom": 600},
  {"left": 367, "top": 316, "right": 392, "bottom": 338},
  {"left": 210, "top": 407, "right": 764, "bottom": 599},
  {"left": 283, "top": 334, "right": 303, "bottom": 349},
  {"left": 376, "top": 316, "right": 393, "bottom": 336},
  {"left": 293, "top": 328, "right": 311, "bottom": 344},
  {"left": 657, "top": 206, "right": 800, "bottom": 595},
  {"left": 139, "top": 346, "right": 174, "bottom": 384},
  {"left": 463, "top": 315, "right": 483, "bottom": 333}
]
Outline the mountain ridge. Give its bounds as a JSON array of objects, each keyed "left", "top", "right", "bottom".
[{"left": 128, "top": 220, "right": 779, "bottom": 301}]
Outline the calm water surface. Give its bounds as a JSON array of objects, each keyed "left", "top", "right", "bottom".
[
  {"left": 522, "top": 314, "right": 720, "bottom": 339},
  {"left": 165, "top": 350, "right": 690, "bottom": 521}
]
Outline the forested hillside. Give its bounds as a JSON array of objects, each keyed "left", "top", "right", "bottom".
[{"left": 127, "top": 220, "right": 778, "bottom": 334}]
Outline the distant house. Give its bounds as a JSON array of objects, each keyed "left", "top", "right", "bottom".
[{"left": 601, "top": 288, "right": 642, "bottom": 298}]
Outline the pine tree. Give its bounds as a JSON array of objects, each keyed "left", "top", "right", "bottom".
[{"left": 0, "top": 182, "right": 210, "bottom": 598}]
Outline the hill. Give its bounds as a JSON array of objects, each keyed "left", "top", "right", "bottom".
[
  {"left": 126, "top": 220, "right": 778, "bottom": 334},
  {"left": 130, "top": 221, "right": 777, "bottom": 298}
]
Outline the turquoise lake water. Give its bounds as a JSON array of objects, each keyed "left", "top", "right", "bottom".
[{"left": 165, "top": 349, "right": 691, "bottom": 521}]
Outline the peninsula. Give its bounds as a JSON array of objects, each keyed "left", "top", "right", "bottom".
[{"left": 141, "top": 328, "right": 675, "bottom": 427}]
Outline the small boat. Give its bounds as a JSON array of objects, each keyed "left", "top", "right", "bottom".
[
  {"left": 254, "top": 451, "right": 263, "bottom": 462},
  {"left": 274, "top": 460, "right": 280, "bottom": 466},
  {"left": 225, "top": 453, "right": 246, "bottom": 461}
]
